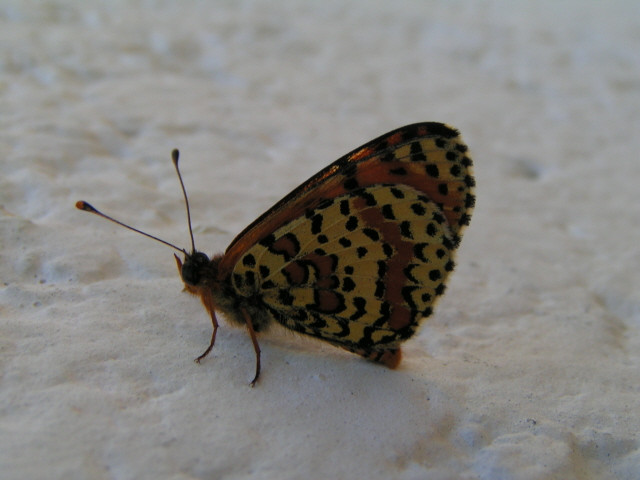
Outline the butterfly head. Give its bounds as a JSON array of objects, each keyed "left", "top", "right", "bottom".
[{"left": 178, "top": 251, "right": 211, "bottom": 287}]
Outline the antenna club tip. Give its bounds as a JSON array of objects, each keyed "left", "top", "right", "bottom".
[
  {"left": 76, "top": 200, "right": 95, "bottom": 212},
  {"left": 171, "top": 149, "right": 180, "bottom": 164}
]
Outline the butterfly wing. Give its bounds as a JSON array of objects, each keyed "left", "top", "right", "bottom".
[
  {"left": 220, "top": 123, "right": 475, "bottom": 364},
  {"left": 221, "top": 122, "right": 474, "bottom": 273}
]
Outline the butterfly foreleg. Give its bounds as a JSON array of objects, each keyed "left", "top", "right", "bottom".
[
  {"left": 195, "top": 289, "right": 219, "bottom": 363},
  {"left": 242, "top": 307, "right": 262, "bottom": 387}
]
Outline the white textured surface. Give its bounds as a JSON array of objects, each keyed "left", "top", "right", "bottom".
[{"left": 2, "top": 1, "right": 640, "bottom": 479}]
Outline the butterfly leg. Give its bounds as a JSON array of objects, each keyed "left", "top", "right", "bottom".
[
  {"left": 195, "top": 290, "right": 219, "bottom": 363},
  {"left": 241, "top": 308, "right": 261, "bottom": 387}
]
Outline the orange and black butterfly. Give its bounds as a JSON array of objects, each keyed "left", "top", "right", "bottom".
[{"left": 77, "top": 122, "right": 475, "bottom": 385}]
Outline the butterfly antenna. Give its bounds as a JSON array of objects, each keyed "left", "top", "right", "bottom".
[
  {"left": 75, "top": 200, "right": 186, "bottom": 253},
  {"left": 171, "top": 149, "right": 197, "bottom": 254}
]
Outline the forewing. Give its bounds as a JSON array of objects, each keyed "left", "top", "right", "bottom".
[{"left": 220, "top": 122, "right": 475, "bottom": 276}]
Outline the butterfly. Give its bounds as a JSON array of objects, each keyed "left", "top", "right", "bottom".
[{"left": 77, "top": 122, "right": 475, "bottom": 385}]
